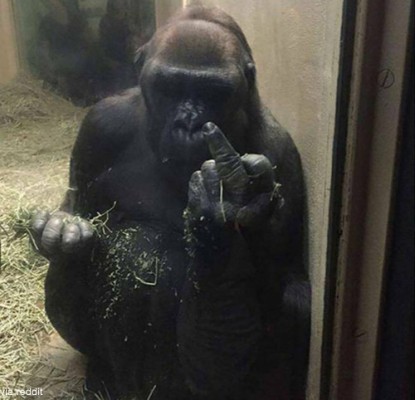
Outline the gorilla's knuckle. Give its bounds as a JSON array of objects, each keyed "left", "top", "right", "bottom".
[
  {"left": 189, "top": 171, "right": 205, "bottom": 196},
  {"left": 45, "top": 216, "right": 64, "bottom": 233},
  {"left": 31, "top": 211, "right": 50, "bottom": 234},
  {"left": 255, "top": 154, "right": 271, "bottom": 167},
  {"left": 78, "top": 220, "right": 94, "bottom": 241},
  {"left": 41, "top": 233, "right": 59, "bottom": 252},
  {"left": 39, "top": 215, "right": 67, "bottom": 252},
  {"left": 201, "top": 159, "right": 216, "bottom": 171},
  {"left": 189, "top": 170, "right": 202, "bottom": 186},
  {"left": 243, "top": 153, "right": 272, "bottom": 175},
  {"left": 63, "top": 223, "right": 81, "bottom": 238}
]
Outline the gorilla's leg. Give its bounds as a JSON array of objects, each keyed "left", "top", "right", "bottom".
[
  {"left": 83, "top": 356, "right": 116, "bottom": 400},
  {"left": 45, "top": 254, "right": 94, "bottom": 355},
  {"left": 248, "top": 275, "right": 310, "bottom": 400},
  {"left": 281, "top": 277, "right": 311, "bottom": 399},
  {"left": 46, "top": 254, "right": 121, "bottom": 399}
]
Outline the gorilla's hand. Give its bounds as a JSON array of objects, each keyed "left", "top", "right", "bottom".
[
  {"left": 31, "top": 210, "right": 94, "bottom": 257},
  {"left": 187, "top": 122, "right": 281, "bottom": 232}
]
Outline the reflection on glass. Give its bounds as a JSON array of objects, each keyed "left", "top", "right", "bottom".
[
  {"left": 14, "top": 0, "right": 156, "bottom": 105},
  {"left": 1, "top": 3, "right": 310, "bottom": 400}
]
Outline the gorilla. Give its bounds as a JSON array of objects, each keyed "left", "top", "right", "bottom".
[{"left": 31, "top": 6, "right": 310, "bottom": 400}]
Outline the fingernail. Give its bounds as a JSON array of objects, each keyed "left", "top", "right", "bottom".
[{"left": 202, "top": 122, "right": 216, "bottom": 135}]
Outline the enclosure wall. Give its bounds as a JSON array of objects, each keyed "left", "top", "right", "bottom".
[{"left": 0, "top": 0, "right": 19, "bottom": 84}]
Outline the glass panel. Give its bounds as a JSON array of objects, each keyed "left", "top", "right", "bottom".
[
  {"left": 0, "top": 1, "right": 344, "bottom": 399},
  {"left": 13, "top": 0, "right": 156, "bottom": 105}
]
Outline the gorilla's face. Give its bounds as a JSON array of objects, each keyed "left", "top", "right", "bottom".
[{"left": 139, "top": 20, "right": 253, "bottom": 173}]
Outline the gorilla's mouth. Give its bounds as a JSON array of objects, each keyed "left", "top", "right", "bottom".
[
  {"left": 159, "top": 126, "right": 210, "bottom": 166},
  {"left": 171, "top": 126, "right": 205, "bottom": 145}
]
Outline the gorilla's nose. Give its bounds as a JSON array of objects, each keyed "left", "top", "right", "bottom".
[{"left": 174, "top": 101, "right": 205, "bottom": 132}]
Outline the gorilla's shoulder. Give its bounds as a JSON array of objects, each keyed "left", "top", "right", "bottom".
[
  {"left": 257, "top": 105, "right": 300, "bottom": 166},
  {"left": 76, "top": 87, "right": 144, "bottom": 149},
  {"left": 86, "top": 87, "right": 142, "bottom": 128}
]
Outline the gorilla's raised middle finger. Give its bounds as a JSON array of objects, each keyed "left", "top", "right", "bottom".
[{"left": 202, "top": 122, "right": 248, "bottom": 192}]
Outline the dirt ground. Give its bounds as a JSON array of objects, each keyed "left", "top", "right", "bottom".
[{"left": 0, "top": 78, "right": 88, "bottom": 399}]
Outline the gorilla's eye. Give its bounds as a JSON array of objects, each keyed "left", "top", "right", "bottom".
[
  {"left": 156, "top": 77, "right": 186, "bottom": 101},
  {"left": 203, "top": 84, "right": 234, "bottom": 104}
]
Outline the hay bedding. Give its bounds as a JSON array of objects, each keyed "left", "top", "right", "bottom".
[{"left": 0, "top": 76, "right": 88, "bottom": 399}]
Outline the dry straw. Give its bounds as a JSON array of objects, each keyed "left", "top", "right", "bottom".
[{"left": 0, "top": 75, "right": 87, "bottom": 399}]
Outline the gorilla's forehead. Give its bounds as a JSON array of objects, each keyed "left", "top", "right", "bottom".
[
  {"left": 147, "top": 60, "right": 241, "bottom": 88},
  {"left": 154, "top": 20, "right": 243, "bottom": 68}
]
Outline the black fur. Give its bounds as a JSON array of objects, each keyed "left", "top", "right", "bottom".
[{"left": 34, "top": 6, "right": 310, "bottom": 400}]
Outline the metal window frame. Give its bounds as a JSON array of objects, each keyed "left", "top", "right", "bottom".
[{"left": 325, "top": 0, "right": 413, "bottom": 399}]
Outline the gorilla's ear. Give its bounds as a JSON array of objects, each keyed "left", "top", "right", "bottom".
[
  {"left": 133, "top": 43, "right": 149, "bottom": 75},
  {"left": 245, "top": 62, "right": 256, "bottom": 87}
]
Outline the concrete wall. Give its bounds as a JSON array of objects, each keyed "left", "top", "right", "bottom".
[
  {"left": 12, "top": 1, "right": 47, "bottom": 71},
  {"left": 184, "top": 1, "right": 343, "bottom": 398},
  {"left": 155, "top": 0, "right": 183, "bottom": 27},
  {"left": 0, "top": 0, "right": 19, "bottom": 84}
]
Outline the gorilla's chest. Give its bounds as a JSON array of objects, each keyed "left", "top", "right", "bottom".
[
  {"left": 89, "top": 223, "right": 187, "bottom": 326},
  {"left": 85, "top": 224, "right": 190, "bottom": 393},
  {"left": 89, "top": 158, "right": 186, "bottom": 228}
]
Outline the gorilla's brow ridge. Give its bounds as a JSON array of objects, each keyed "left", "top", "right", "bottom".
[
  {"left": 167, "top": 5, "right": 253, "bottom": 59},
  {"left": 152, "top": 63, "right": 238, "bottom": 89}
]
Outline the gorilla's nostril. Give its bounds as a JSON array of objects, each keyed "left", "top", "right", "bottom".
[
  {"left": 173, "top": 119, "right": 190, "bottom": 131},
  {"left": 202, "top": 121, "right": 216, "bottom": 133},
  {"left": 173, "top": 114, "right": 206, "bottom": 133}
]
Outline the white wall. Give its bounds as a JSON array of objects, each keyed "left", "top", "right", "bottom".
[{"left": 184, "top": 1, "right": 344, "bottom": 397}]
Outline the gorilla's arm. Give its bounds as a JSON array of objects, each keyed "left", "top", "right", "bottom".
[
  {"left": 31, "top": 89, "right": 141, "bottom": 257},
  {"left": 253, "top": 111, "right": 310, "bottom": 395},
  {"left": 30, "top": 91, "right": 144, "bottom": 354},
  {"left": 256, "top": 112, "right": 311, "bottom": 396},
  {"left": 63, "top": 89, "right": 142, "bottom": 216},
  {"left": 178, "top": 122, "right": 310, "bottom": 397}
]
